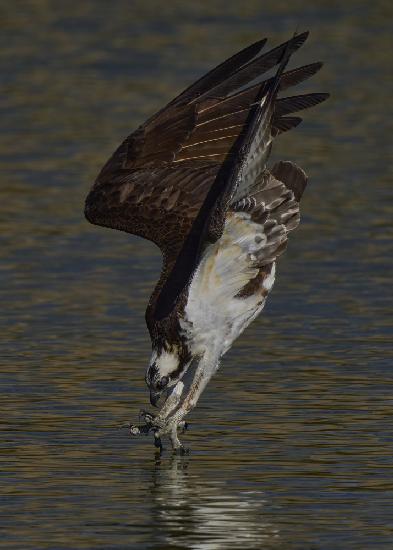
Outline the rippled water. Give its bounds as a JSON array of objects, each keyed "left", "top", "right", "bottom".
[{"left": 1, "top": 1, "right": 392, "bottom": 548}]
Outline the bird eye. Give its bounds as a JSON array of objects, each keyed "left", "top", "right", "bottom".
[{"left": 158, "top": 376, "right": 169, "bottom": 390}]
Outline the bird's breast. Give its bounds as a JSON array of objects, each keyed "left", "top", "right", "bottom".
[{"left": 180, "top": 211, "right": 276, "bottom": 357}]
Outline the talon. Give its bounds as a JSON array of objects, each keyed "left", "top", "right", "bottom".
[
  {"left": 130, "top": 423, "right": 152, "bottom": 436},
  {"left": 129, "top": 425, "right": 141, "bottom": 436},
  {"left": 118, "top": 421, "right": 131, "bottom": 430},
  {"left": 179, "top": 421, "right": 189, "bottom": 433},
  {"left": 154, "top": 434, "right": 163, "bottom": 453}
]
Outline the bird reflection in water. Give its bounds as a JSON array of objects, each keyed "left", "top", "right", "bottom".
[{"left": 147, "top": 455, "right": 280, "bottom": 549}]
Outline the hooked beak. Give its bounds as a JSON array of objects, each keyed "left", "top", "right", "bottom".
[{"left": 149, "top": 388, "right": 161, "bottom": 407}]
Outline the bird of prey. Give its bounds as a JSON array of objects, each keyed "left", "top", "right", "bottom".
[{"left": 85, "top": 32, "right": 328, "bottom": 453}]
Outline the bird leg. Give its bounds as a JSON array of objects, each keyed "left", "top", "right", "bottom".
[
  {"left": 130, "top": 353, "right": 218, "bottom": 451},
  {"left": 154, "top": 356, "right": 218, "bottom": 451},
  {"left": 128, "top": 390, "right": 188, "bottom": 452},
  {"left": 155, "top": 380, "right": 186, "bottom": 420}
]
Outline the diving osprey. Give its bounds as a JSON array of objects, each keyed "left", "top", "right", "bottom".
[{"left": 85, "top": 32, "right": 328, "bottom": 452}]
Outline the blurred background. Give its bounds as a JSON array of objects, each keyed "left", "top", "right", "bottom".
[{"left": 1, "top": 1, "right": 392, "bottom": 548}]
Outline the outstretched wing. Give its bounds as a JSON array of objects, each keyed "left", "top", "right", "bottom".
[
  {"left": 84, "top": 36, "right": 268, "bottom": 257},
  {"left": 84, "top": 32, "right": 328, "bottom": 329}
]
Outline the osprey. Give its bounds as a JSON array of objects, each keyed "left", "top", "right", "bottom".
[{"left": 85, "top": 32, "right": 328, "bottom": 452}]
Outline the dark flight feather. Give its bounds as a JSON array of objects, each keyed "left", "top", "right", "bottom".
[
  {"left": 273, "top": 116, "right": 303, "bottom": 134},
  {"left": 275, "top": 93, "right": 329, "bottom": 117},
  {"left": 191, "top": 32, "right": 309, "bottom": 102},
  {"left": 169, "top": 38, "right": 267, "bottom": 106}
]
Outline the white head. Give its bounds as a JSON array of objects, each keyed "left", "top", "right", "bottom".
[{"left": 145, "top": 346, "right": 191, "bottom": 406}]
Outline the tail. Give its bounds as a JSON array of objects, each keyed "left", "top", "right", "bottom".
[{"left": 226, "top": 33, "right": 309, "bottom": 205}]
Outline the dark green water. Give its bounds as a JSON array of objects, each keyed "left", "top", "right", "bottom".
[{"left": 1, "top": 1, "right": 392, "bottom": 548}]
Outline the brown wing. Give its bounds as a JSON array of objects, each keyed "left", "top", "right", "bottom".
[
  {"left": 84, "top": 37, "right": 268, "bottom": 254},
  {"left": 85, "top": 162, "right": 220, "bottom": 262},
  {"left": 85, "top": 32, "right": 327, "bottom": 253},
  {"left": 84, "top": 32, "right": 328, "bottom": 329}
]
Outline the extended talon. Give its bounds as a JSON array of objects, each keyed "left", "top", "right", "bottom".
[
  {"left": 129, "top": 408, "right": 191, "bottom": 452},
  {"left": 179, "top": 421, "right": 189, "bottom": 433},
  {"left": 118, "top": 421, "right": 132, "bottom": 430},
  {"left": 129, "top": 423, "right": 152, "bottom": 436},
  {"left": 154, "top": 433, "right": 163, "bottom": 453},
  {"left": 129, "top": 425, "right": 141, "bottom": 435}
]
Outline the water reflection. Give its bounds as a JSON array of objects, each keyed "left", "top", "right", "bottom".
[{"left": 150, "top": 456, "right": 279, "bottom": 549}]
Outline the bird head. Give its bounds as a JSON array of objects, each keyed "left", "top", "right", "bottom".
[{"left": 145, "top": 346, "right": 191, "bottom": 407}]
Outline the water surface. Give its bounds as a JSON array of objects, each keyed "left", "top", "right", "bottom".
[{"left": 1, "top": 1, "right": 392, "bottom": 548}]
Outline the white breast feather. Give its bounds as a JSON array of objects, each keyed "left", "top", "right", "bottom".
[
  {"left": 181, "top": 212, "right": 276, "bottom": 357},
  {"left": 150, "top": 349, "right": 179, "bottom": 377}
]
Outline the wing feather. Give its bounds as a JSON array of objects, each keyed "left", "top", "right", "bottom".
[
  {"left": 85, "top": 163, "right": 220, "bottom": 256},
  {"left": 191, "top": 32, "right": 309, "bottom": 102},
  {"left": 169, "top": 38, "right": 267, "bottom": 105},
  {"left": 84, "top": 33, "right": 328, "bottom": 326}
]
